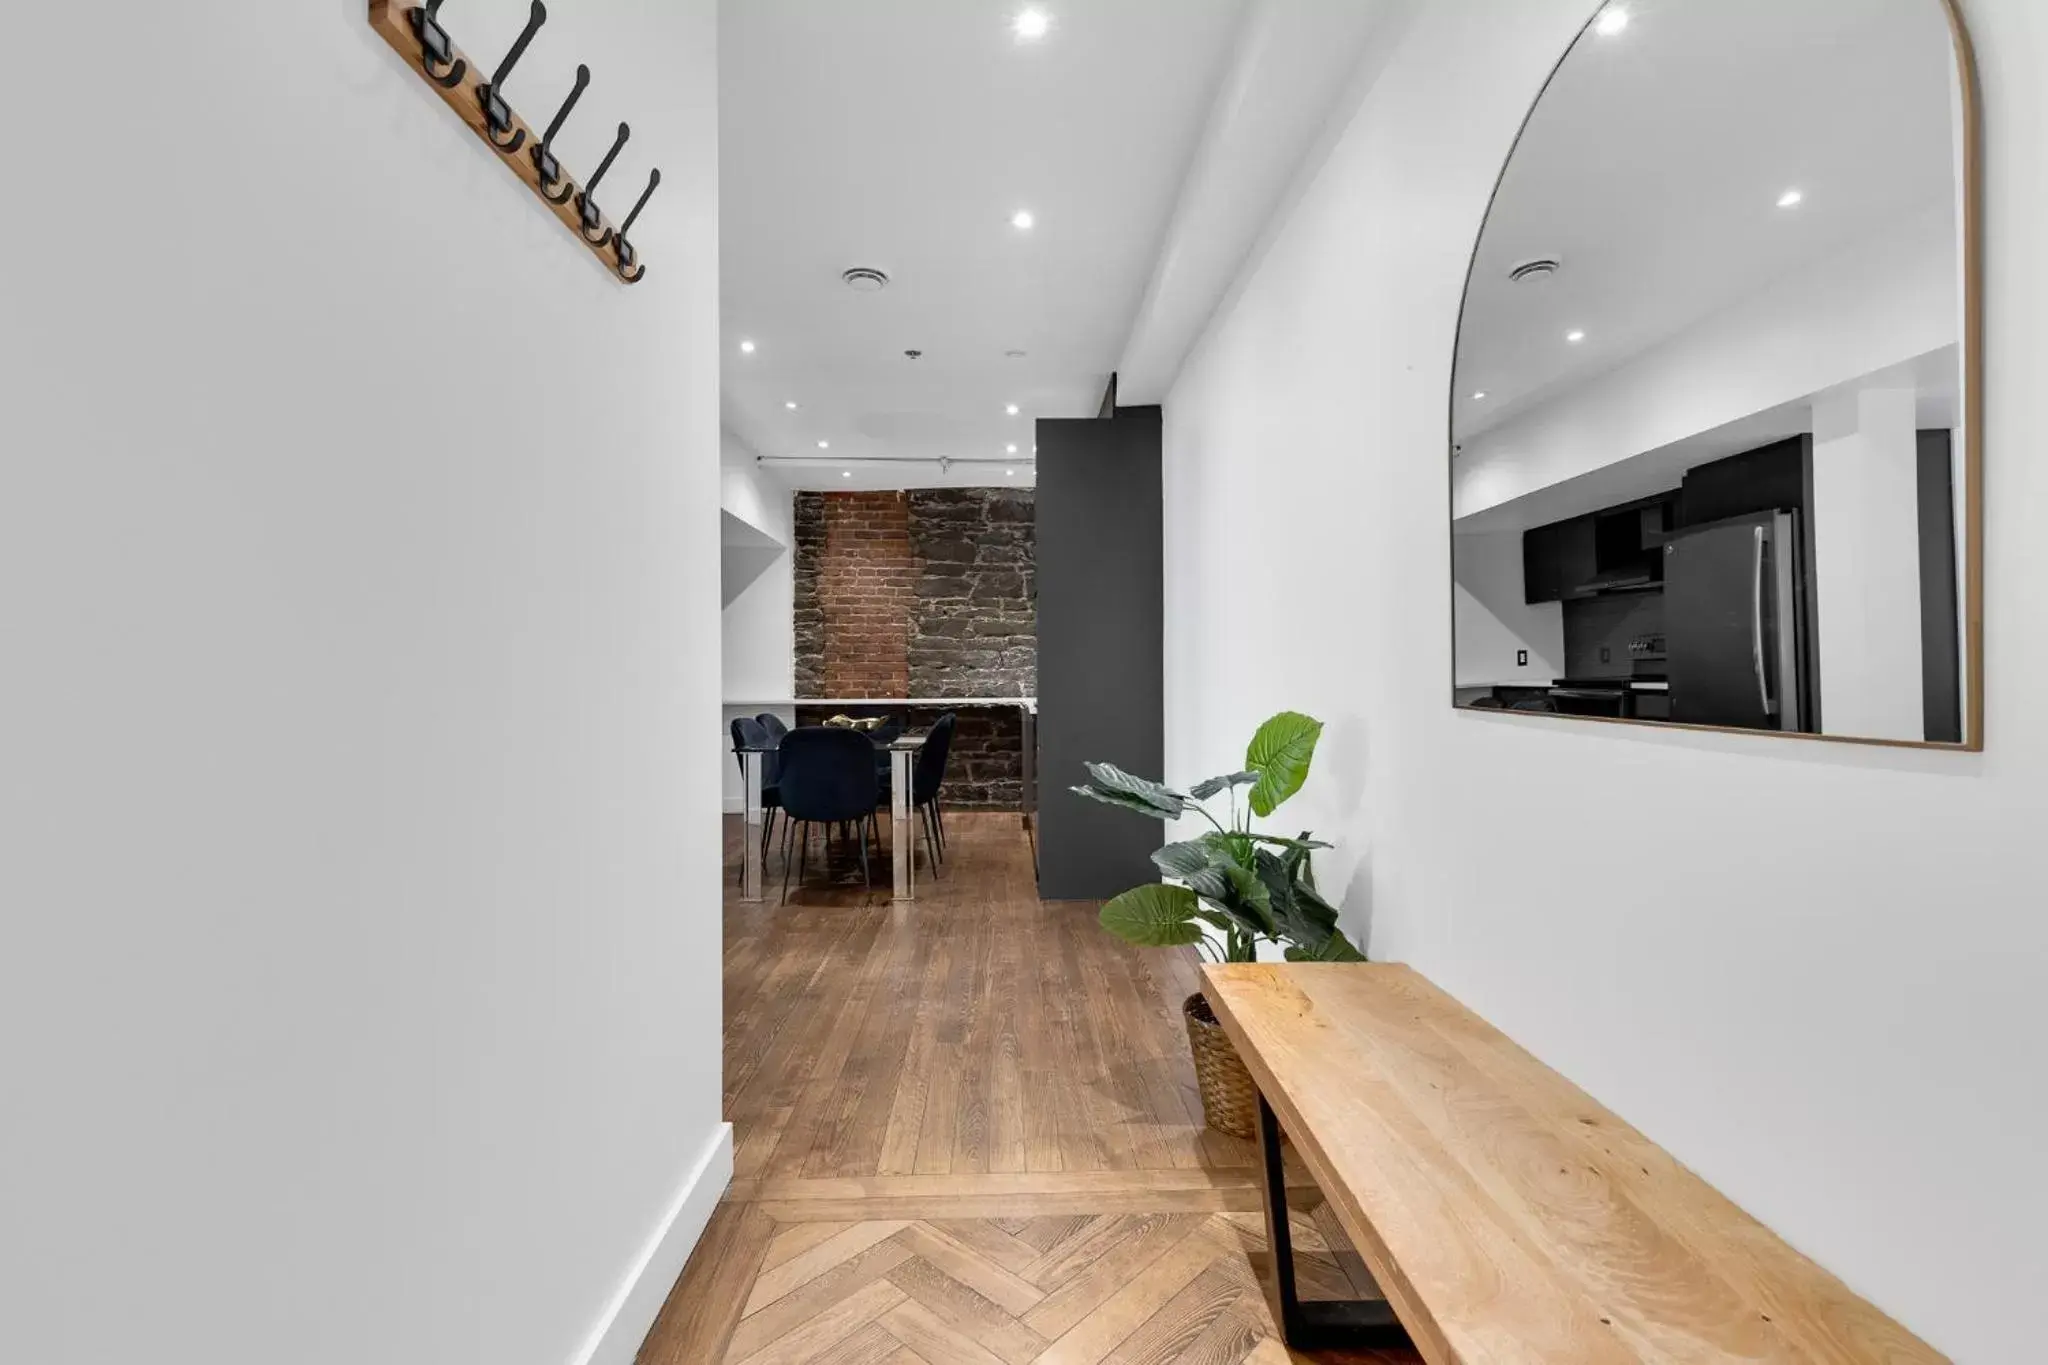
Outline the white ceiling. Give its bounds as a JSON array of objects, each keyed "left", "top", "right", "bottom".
[
  {"left": 719, "top": 0, "right": 1401, "bottom": 491},
  {"left": 1453, "top": 0, "right": 1958, "bottom": 445}
]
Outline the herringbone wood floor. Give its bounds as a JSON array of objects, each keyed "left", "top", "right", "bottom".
[{"left": 637, "top": 814, "right": 1418, "bottom": 1364}]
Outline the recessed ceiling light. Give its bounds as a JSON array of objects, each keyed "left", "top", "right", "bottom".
[
  {"left": 1565, "top": 330, "right": 1586, "bottom": 343},
  {"left": 738, "top": 339, "right": 756, "bottom": 354},
  {"left": 1005, "top": 403, "right": 1020, "bottom": 416},
  {"left": 1006, "top": 469, "right": 1016, "bottom": 477},
  {"left": 1013, "top": 7, "right": 1050, "bottom": 41},
  {"left": 1006, "top": 444, "right": 1018, "bottom": 454},
  {"left": 784, "top": 400, "right": 798, "bottom": 410},
  {"left": 1593, "top": 6, "right": 1628, "bottom": 36},
  {"left": 1011, "top": 209, "right": 1035, "bottom": 231},
  {"left": 1472, "top": 391, "right": 1487, "bottom": 400},
  {"left": 1777, "top": 188, "right": 1804, "bottom": 208},
  {"left": 817, "top": 440, "right": 830, "bottom": 449},
  {"left": 841, "top": 470, "right": 851, "bottom": 479}
]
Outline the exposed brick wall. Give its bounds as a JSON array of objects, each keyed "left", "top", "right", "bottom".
[
  {"left": 790, "top": 487, "right": 1037, "bottom": 808},
  {"left": 793, "top": 491, "right": 915, "bottom": 698}
]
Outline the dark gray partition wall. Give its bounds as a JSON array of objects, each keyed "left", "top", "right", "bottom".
[{"left": 1035, "top": 405, "right": 1164, "bottom": 900}]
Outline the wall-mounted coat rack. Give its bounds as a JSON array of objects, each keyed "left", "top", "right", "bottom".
[{"left": 369, "top": 0, "right": 660, "bottom": 284}]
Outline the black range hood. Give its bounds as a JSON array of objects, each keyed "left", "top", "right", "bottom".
[
  {"left": 1574, "top": 565, "right": 1661, "bottom": 595},
  {"left": 1574, "top": 499, "right": 1674, "bottom": 595}
]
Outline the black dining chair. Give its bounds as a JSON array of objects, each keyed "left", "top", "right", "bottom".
[
  {"left": 865, "top": 715, "right": 904, "bottom": 779},
  {"left": 777, "top": 726, "right": 882, "bottom": 900},
  {"left": 755, "top": 712, "right": 790, "bottom": 746},
  {"left": 730, "top": 716, "right": 783, "bottom": 880},
  {"left": 910, "top": 712, "right": 956, "bottom": 867}
]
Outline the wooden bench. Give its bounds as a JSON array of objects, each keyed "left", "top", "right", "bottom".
[{"left": 1201, "top": 962, "right": 1947, "bottom": 1363}]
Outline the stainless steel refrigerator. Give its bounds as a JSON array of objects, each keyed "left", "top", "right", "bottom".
[{"left": 1664, "top": 510, "right": 1810, "bottom": 731}]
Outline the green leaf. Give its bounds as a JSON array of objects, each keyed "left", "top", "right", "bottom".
[
  {"left": 1287, "top": 878, "right": 1344, "bottom": 938},
  {"left": 1151, "top": 840, "right": 1213, "bottom": 878},
  {"left": 1252, "top": 847, "right": 1343, "bottom": 952},
  {"left": 1219, "top": 865, "right": 1277, "bottom": 937},
  {"left": 1187, "top": 770, "right": 1259, "bottom": 800},
  {"left": 1082, "top": 763, "right": 1186, "bottom": 818},
  {"left": 1069, "top": 784, "right": 1178, "bottom": 821},
  {"left": 1251, "top": 847, "right": 1294, "bottom": 910},
  {"left": 1245, "top": 712, "right": 1323, "bottom": 818},
  {"left": 1198, "top": 897, "right": 1272, "bottom": 938},
  {"left": 1244, "top": 832, "right": 1332, "bottom": 852},
  {"left": 1224, "top": 864, "right": 1271, "bottom": 916},
  {"left": 1152, "top": 841, "right": 1233, "bottom": 900},
  {"left": 1201, "top": 830, "right": 1257, "bottom": 868},
  {"left": 1284, "top": 931, "right": 1368, "bottom": 963},
  {"left": 1098, "top": 884, "right": 1204, "bottom": 948}
]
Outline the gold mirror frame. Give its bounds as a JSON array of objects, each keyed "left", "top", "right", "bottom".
[{"left": 1447, "top": 0, "right": 1983, "bottom": 752}]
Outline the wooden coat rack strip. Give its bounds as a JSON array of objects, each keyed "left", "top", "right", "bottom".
[{"left": 369, "top": 0, "right": 644, "bottom": 283}]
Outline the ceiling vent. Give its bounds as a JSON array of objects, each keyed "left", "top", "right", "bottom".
[
  {"left": 1509, "top": 257, "right": 1562, "bottom": 283},
  {"left": 841, "top": 266, "right": 890, "bottom": 292}
]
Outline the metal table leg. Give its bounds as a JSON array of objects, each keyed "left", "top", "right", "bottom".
[
  {"left": 740, "top": 749, "right": 765, "bottom": 904},
  {"left": 1019, "top": 704, "right": 1036, "bottom": 833},
  {"left": 1256, "top": 1093, "right": 1413, "bottom": 1350},
  {"left": 890, "top": 744, "right": 916, "bottom": 902}
]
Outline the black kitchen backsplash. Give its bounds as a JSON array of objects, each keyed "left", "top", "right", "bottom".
[{"left": 1564, "top": 592, "right": 1666, "bottom": 678}]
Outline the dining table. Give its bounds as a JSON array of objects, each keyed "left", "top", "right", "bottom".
[{"left": 735, "top": 728, "right": 930, "bottom": 904}]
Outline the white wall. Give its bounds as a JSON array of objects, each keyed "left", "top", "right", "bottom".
[
  {"left": 1162, "top": 1, "right": 2045, "bottom": 1359},
  {"left": 719, "top": 430, "right": 794, "bottom": 809},
  {"left": 1455, "top": 203, "right": 1958, "bottom": 522},
  {"left": 1452, "top": 531, "right": 1564, "bottom": 687},
  {"left": 1812, "top": 384, "right": 1927, "bottom": 740},
  {"left": 0, "top": 4, "right": 726, "bottom": 1364},
  {"left": 721, "top": 428, "right": 795, "bottom": 701}
]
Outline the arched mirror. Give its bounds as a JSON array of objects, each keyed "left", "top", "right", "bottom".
[{"left": 1449, "top": 0, "right": 1980, "bottom": 749}]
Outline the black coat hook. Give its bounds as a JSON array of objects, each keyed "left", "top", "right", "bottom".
[
  {"left": 576, "top": 122, "right": 631, "bottom": 248},
  {"left": 476, "top": 0, "right": 547, "bottom": 153},
  {"left": 408, "top": 0, "right": 466, "bottom": 88},
  {"left": 613, "top": 168, "right": 660, "bottom": 282},
  {"left": 532, "top": 63, "right": 589, "bottom": 205}
]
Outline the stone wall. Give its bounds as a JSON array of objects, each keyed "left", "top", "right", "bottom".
[
  {"left": 907, "top": 488, "right": 1036, "bottom": 698},
  {"left": 790, "top": 487, "right": 1036, "bottom": 808}
]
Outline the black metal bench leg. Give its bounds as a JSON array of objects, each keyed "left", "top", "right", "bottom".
[{"left": 1255, "top": 1092, "right": 1414, "bottom": 1351}]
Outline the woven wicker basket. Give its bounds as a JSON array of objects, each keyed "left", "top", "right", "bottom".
[{"left": 1183, "top": 991, "right": 1260, "bottom": 1140}]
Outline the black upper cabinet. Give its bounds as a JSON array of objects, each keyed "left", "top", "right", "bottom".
[
  {"left": 1521, "top": 522, "right": 1557, "bottom": 603},
  {"left": 1678, "top": 436, "right": 1808, "bottom": 525},
  {"left": 1522, "top": 515, "right": 1597, "bottom": 603},
  {"left": 1523, "top": 493, "right": 1672, "bottom": 603}
]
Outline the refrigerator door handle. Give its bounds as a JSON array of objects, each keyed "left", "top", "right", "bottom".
[{"left": 1751, "top": 527, "right": 1776, "bottom": 716}]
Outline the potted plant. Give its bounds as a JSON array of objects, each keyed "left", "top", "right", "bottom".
[{"left": 1071, "top": 711, "right": 1364, "bottom": 1139}]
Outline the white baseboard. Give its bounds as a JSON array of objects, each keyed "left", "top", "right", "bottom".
[
  {"left": 571, "top": 1121, "right": 734, "bottom": 1365},
  {"left": 723, "top": 796, "right": 744, "bottom": 813}
]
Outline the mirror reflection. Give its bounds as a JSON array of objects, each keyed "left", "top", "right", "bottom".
[{"left": 1450, "top": 0, "right": 1976, "bottom": 746}]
